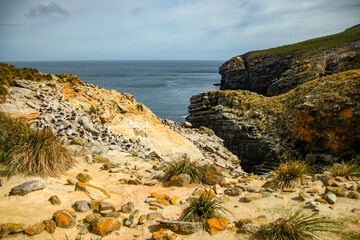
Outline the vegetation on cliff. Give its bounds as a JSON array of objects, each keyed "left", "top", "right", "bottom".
[{"left": 0, "top": 112, "right": 74, "bottom": 177}]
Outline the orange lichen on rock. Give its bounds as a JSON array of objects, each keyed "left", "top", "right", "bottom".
[
  {"left": 152, "top": 228, "right": 177, "bottom": 240},
  {"left": 206, "top": 218, "right": 229, "bottom": 235},
  {"left": 91, "top": 217, "right": 121, "bottom": 236},
  {"left": 53, "top": 209, "right": 77, "bottom": 228}
]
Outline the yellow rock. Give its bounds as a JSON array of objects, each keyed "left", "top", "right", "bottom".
[{"left": 206, "top": 218, "right": 228, "bottom": 235}]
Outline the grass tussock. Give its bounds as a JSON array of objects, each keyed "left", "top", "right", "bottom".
[
  {"left": 162, "top": 155, "right": 206, "bottom": 183},
  {"left": 179, "top": 190, "right": 230, "bottom": 222},
  {"left": 0, "top": 83, "right": 7, "bottom": 102},
  {"left": 330, "top": 161, "right": 360, "bottom": 178},
  {"left": 270, "top": 159, "right": 308, "bottom": 189},
  {"left": 258, "top": 208, "right": 335, "bottom": 240},
  {"left": 0, "top": 112, "right": 74, "bottom": 177}
]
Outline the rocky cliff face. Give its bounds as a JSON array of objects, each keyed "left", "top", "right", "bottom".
[
  {"left": 188, "top": 70, "right": 360, "bottom": 173},
  {"left": 219, "top": 25, "right": 360, "bottom": 96}
]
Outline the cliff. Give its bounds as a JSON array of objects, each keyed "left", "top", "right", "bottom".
[
  {"left": 187, "top": 70, "right": 360, "bottom": 173},
  {"left": 219, "top": 25, "right": 360, "bottom": 96}
]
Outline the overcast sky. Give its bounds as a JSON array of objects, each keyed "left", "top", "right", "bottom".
[{"left": 0, "top": 0, "right": 359, "bottom": 61}]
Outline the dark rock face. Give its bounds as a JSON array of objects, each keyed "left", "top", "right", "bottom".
[{"left": 220, "top": 32, "right": 360, "bottom": 96}]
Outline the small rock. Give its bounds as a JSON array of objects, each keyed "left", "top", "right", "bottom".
[
  {"left": 121, "top": 202, "right": 135, "bottom": 214},
  {"left": 169, "top": 174, "right": 191, "bottom": 187},
  {"left": 192, "top": 188, "right": 206, "bottom": 196},
  {"left": 206, "top": 217, "right": 228, "bottom": 235},
  {"left": 70, "top": 138, "right": 85, "bottom": 146},
  {"left": 91, "top": 217, "right": 121, "bottom": 236},
  {"left": 53, "top": 209, "right": 77, "bottom": 228},
  {"left": 144, "top": 179, "right": 157, "bottom": 186},
  {"left": 73, "top": 200, "right": 90, "bottom": 212},
  {"left": 225, "top": 187, "right": 242, "bottom": 196},
  {"left": 324, "top": 192, "right": 337, "bottom": 204},
  {"left": 127, "top": 179, "right": 142, "bottom": 185},
  {"left": 109, "top": 168, "right": 122, "bottom": 173},
  {"left": 348, "top": 173, "right": 360, "bottom": 181},
  {"left": 67, "top": 177, "right": 79, "bottom": 185},
  {"left": 347, "top": 191, "right": 360, "bottom": 199},
  {"left": 335, "top": 176, "right": 348, "bottom": 182},
  {"left": 157, "top": 199, "right": 170, "bottom": 206},
  {"left": 138, "top": 215, "right": 147, "bottom": 225},
  {"left": 199, "top": 126, "right": 215, "bottom": 136},
  {"left": 145, "top": 197, "right": 157, "bottom": 203},
  {"left": 100, "top": 201, "right": 115, "bottom": 213},
  {"left": 240, "top": 223, "right": 260, "bottom": 234},
  {"left": 298, "top": 191, "right": 309, "bottom": 201},
  {"left": 182, "top": 121, "right": 192, "bottom": 128},
  {"left": 151, "top": 192, "right": 170, "bottom": 200},
  {"left": 84, "top": 213, "right": 102, "bottom": 224},
  {"left": 43, "top": 220, "right": 56, "bottom": 234},
  {"left": 89, "top": 200, "right": 103, "bottom": 211},
  {"left": 152, "top": 228, "right": 177, "bottom": 240},
  {"left": 282, "top": 188, "right": 297, "bottom": 193},
  {"left": 204, "top": 164, "right": 224, "bottom": 185},
  {"left": 244, "top": 193, "right": 262, "bottom": 202},
  {"left": 156, "top": 219, "right": 202, "bottom": 234},
  {"left": 77, "top": 224, "right": 90, "bottom": 235},
  {"left": 274, "top": 194, "right": 284, "bottom": 199},
  {"left": 92, "top": 155, "right": 110, "bottom": 164},
  {"left": 9, "top": 180, "right": 46, "bottom": 196},
  {"left": 170, "top": 197, "right": 181, "bottom": 205},
  {"left": 24, "top": 222, "right": 45, "bottom": 236},
  {"left": 124, "top": 210, "right": 140, "bottom": 227},
  {"left": 0, "top": 223, "right": 27, "bottom": 237},
  {"left": 49, "top": 195, "right": 61, "bottom": 205},
  {"left": 306, "top": 188, "right": 319, "bottom": 194},
  {"left": 104, "top": 212, "right": 121, "bottom": 218},
  {"left": 76, "top": 173, "right": 92, "bottom": 183},
  {"left": 147, "top": 212, "right": 164, "bottom": 220},
  {"left": 326, "top": 186, "right": 347, "bottom": 197}
]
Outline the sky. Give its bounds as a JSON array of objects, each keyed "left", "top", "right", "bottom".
[{"left": 0, "top": 0, "right": 359, "bottom": 61}]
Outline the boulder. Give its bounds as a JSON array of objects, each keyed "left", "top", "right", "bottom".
[
  {"left": 206, "top": 218, "right": 228, "bottom": 235},
  {"left": 9, "top": 180, "right": 46, "bottom": 196},
  {"left": 53, "top": 209, "right": 77, "bottom": 228},
  {"left": 91, "top": 217, "right": 121, "bottom": 236},
  {"left": 204, "top": 164, "right": 224, "bottom": 185},
  {"left": 24, "top": 222, "right": 45, "bottom": 236},
  {"left": 75, "top": 182, "right": 110, "bottom": 199},
  {"left": 169, "top": 174, "right": 191, "bottom": 187},
  {"left": 156, "top": 219, "right": 202, "bottom": 234}
]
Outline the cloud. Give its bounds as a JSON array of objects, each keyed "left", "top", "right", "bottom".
[{"left": 25, "top": 2, "right": 69, "bottom": 19}]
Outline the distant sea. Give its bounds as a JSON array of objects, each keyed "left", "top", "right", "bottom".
[{"left": 8, "top": 60, "right": 223, "bottom": 122}]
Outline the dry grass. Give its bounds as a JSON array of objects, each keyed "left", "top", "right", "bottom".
[
  {"left": 0, "top": 112, "right": 74, "bottom": 177},
  {"left": 258, "top": 208, "right": 335, "bottom": 240},
  {"left": 179, "top": 190, "right": 230, "bottom": 222},
  {"left": 270, "top": 160, "right": 308, "bottom": 189}
]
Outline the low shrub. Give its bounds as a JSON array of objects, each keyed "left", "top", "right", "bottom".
[
  {"left": 179, "top": 190, "right": 230, "bottom": 222},
  {"left": 0, "top": 112, "right": 74, "bottom": 177},
  {"left": 270, "top": 159, "right": 308, "bottom": 189},
  {"left": 162, "top": 155, "right": 206, "bottom": 184},
  {"left": 330, "top": 161, "right": 360, "bottom": 178},
  {"left": 258, "top": 208, "right": 335, "bottom": 240}
]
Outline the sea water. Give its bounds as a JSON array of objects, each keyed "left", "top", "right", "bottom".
[{"left": 8, "top": 60, "right": 222, "bottom": 122}]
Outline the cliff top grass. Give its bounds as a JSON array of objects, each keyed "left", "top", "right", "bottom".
[{"left": 243, "top": 24, "right": 360, "bottom": 58}]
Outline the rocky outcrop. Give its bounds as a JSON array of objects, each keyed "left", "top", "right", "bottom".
[
  {"left": 219, "top": 25, "right": 360, "bottom": 96},
  {"left": 188, "top": 70, "right": 360, "bottom": 173}
]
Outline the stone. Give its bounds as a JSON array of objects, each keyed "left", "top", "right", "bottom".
[
  {"left": 156, "top": 219, "right": 202, "bottom": 234},
  {"left": 100, "top": 201, "right": 115, "bottom": 213},
  {"left": 73, "top": 200, "right": 90, "bottom": 212},
  {"left": 53, "top": 209, "right": 77, "bottom": 228},
  {"left": 70, "top": 138, "right": 85, "bottom": 146},
  {"left": 9, "top": 180, "right": 46, "bottom": 196},
  {"left": 77, "top": 224, "right": 90, "bottom": 235},
  {"left": 282, "top": 188, "right": 297, "bottom": 192},
  {"left": 199, "top": 126, "right": 215, "bottom": 136},
  {"left": 124, "top": 210, "right": 139, "bottom": 227},
  {"left": 104, "top": 212, "right": 121, "bottom": 218},
  {"left": 225, "top": 187, "right": 242, "bottom": 196},
  {"left": 206, "top": 218, "right": 228, "bottom": 235},
  {"left": 204, "top": 164, "right": 224, "bottom": 185},
  {"left": 151, "top": 192, "right": 170, "bottom": 200},
  {"left": 109, "top": 168, "right": 122, "bottom": 173},
  {"left": 157, "top": 199, "right": 170, "bottom": 206},
  {"left": 324, "top": 192, "right": 337, "bottom": 204},
  {"left": 75, "top": 182, "right": 110, "bottom": 199},
  {"left": 306, "top": 188, "right": 319, "bottom": 194},
  {"left": 192, "top": 188, "right": 206, "bottom": 196},
  {"left": 76, "top": 173, "right": 92, "bottom": 183},
  {"left": 138, "top": 215, "right": 147, "bottom": 225},
  {"left": 0, "top": 223, "right": 27, "bottom": 237},
  {"left": 91, "top": 217, "right": 121, "bottom": 236},
  {"left": 240, "top": 223, "right": 260, "bottom": 234},
  {"left": 89, "top": 200, "right": 104, "bottom": 211},
  {"left": 49, "top": 195, "right": 61, "bottom": 205},
  {"left": 121, "top": 202, "right": 135, "bottom": 214},
  {"left": 43, "top": 220, "right": 56, "bottom": 234},
  {"left": 92, "top": 155, "right": 110, "bottom": 164},
  {"left": 274, "top": 194, "right": 284, "bottom": 199},
  {"left": 144, "top": 179, "right": 157, "bottom": 186},
  {"left": 347, "top": 191, "right": 360, "bottom": 199},
  {"left": 67, "top": 177, "right": 79, "bottom": 185},
  {"left": 298, "top": 191, "right": 309, "bottom": 201},
  {"left": 169, "top": 174, "right": 191, "bottom": 187},
  {"left": 170, "top": 197, "right": 181, "bottom": 205},
  {"left": 152, "top": 228, "right": 177, "bottom": 240},
  {"left": 0, "top": 178, "right": 3, "bottom": 187},
  {"left": 127, "top": 178, "right": 142, "bottom": 185},
  {"left": 147, "top": 212, "right": 164, "bottom": 220},
  {"left": 84, "top": 213, "right": 102, "bottom": 224},
  {"left": 244, "top": 193, "right": 262, "bottom": 202},
  {"left": 326, "top": 186, "right": 347, "bottom": 197},
  {"left": 145, "top": 197, "right": 157, "bottom": 203},
  {"left": 335, "top": 176, "right": 348, "bottom": 182},
  {"left": 182, "top": 121, "right": 192, "bottom": 128},
  {"left": 24, "top": 222, "right": 45, "bottom": 236},
  {"left": 348, "top": 173, "right": 360, "bottom": 181}
]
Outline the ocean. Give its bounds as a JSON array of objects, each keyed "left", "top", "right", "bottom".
[{"left": 7, "top": 60, "right": 223, "bottom": 122}]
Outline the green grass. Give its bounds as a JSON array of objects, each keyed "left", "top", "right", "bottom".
[
  {"left": 179, "top": 190, "right": 230, "bottom": 222},
  {"left": 330, "top": 161, "right": 360, "bottom": 178},
  {"left": 162, "top": 155, "right": 207, "bottom": 184},
  {"left": 0, "top": 112, "right": 74, "bottom": 177},
  {"left": 258, "top": 208, "right": 335, "bottom": 240},
  {"left": 270, "top": 160, "right": 308, "bottom": 189},
  {"left": 0, "top": 83, "right": 7, "bottom": 101}
]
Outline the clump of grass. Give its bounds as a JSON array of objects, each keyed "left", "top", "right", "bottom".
[
  {"left": 162, "top": 155, "right": 206, "bottom": 183},
  {"left": 0, "top": 83, "right": 8, "bottom": 102},
  {"left": 258, "top": 208, "right": 335, "bottom": 240},
  {"left": 270, "top": 159, "right": 308, "bottom": 189},
  {"left": 0, "top": 112, "right": 74, "bottom": 177},
  {"left": 330, "top": 161, "right": 360, "bottom": 178},
  {"left": 179, "top": 190, "right": 230, "bottom": 222}
]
